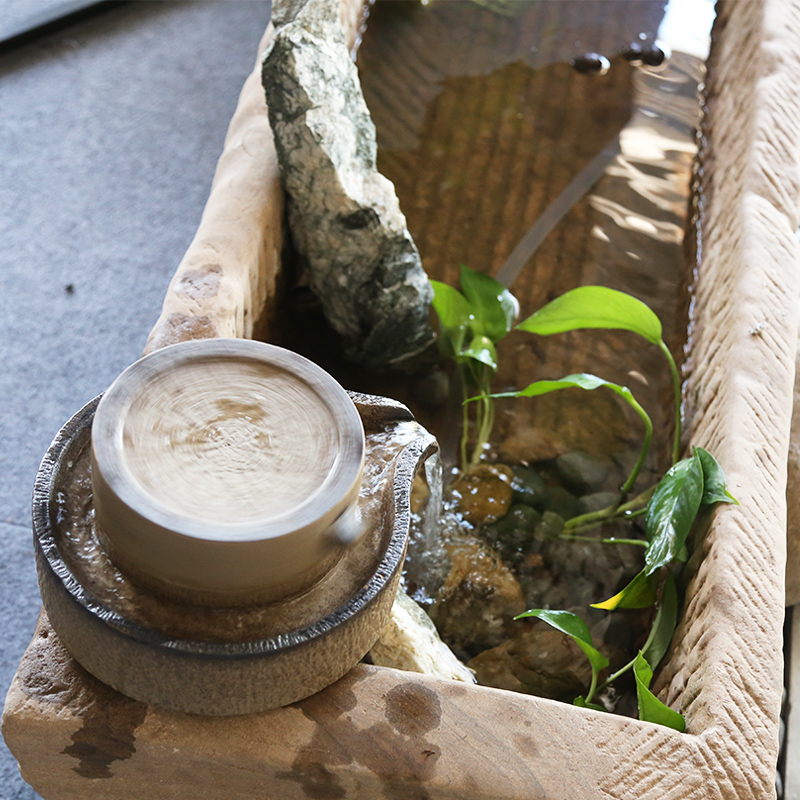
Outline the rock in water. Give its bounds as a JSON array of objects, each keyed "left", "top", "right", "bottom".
[{"left": 262, "top": 0, "right": 434, "bottom": 366}]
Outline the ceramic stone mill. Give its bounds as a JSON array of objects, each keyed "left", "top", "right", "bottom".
[{"left": 32, "top": 338, "right": 435, "bottom": 715}]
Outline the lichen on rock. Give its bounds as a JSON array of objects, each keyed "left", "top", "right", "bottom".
[{"left": 262, "top": 0, "right": 433, "bottom": 367}]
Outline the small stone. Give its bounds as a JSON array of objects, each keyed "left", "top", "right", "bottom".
[
  {"left": 621, "top": 42, "right": 644, "bottom": 63},
  {"left": 571, "top": 52, "right": 610, "bottom": 76},
  {"left": 578, "top": 491, "right": 620, "bottom": 516},
  {"left": 534, "top": 510, "right": 565, "bottom": 542},
  {"left": 510, "top": 466, "right": 546, "bottom": 508},
  {"left": 482, "top": 504, "right": 542, "bottom": 555},
  {"left": 640, "top": 42, "right": 669, "bottom": 67},
  {"left": 468, "top": 628, "right": 593, "bottom": 700},
  {"left": 64, "top": 283, "right": 75, "bottom": 295},
  {"left": 556, "top": 451, "right": 610, "bottom": 493},
  {"left": 451, "top": 464, "right": 513, "bottom": 525},
  {"left": 540, "top": 486, "right": 581, "bottom": 520},
  {"left": 428, "top": 536, "right": 526, "bottom": 654},
  {"left": 413, "top": 369, "right": 450, "bottom": 407}
]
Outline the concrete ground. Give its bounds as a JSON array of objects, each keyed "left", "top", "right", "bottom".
[{"left": 0, "top": 2, "right": 271, "bottom": 796}]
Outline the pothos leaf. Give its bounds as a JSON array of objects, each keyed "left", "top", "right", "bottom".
[
  {"left": 515, "top": 609, "right": 609, "bottom": 675},
  {"left": 431, "top": 280, "right": 472, "bottom": 355},
  {"left": 493, "top": 373, "right": 641, "bottom": 408},
  {"left": 641, "top": 572, "right": 679, "bottom": 671},
  {"left": 644, "top": 453, "right": 704, "bottom": 573},
  {"left": 633, "top": 652, "right": 685, "bottom": 731},
  {"left": 694, "top": 446, "right": 739, "bottom": 506},
  {"left": 459, "top": 264, "right": 517, "bottom": 343},
  {"left": 516, "top": 286, "right": 664, "bottom": 346},
  {"left": 460, "top": 334, "right": 498, "bottom": 371},
  {"left": 592, "top": 569, "right": 657, "bottom": 611}
]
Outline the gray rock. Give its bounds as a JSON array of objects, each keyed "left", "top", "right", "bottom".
[
  {"left": 540, "top": 486, "right": 581, "bottom": 520},
  {"left": 556, "top": 451, "right": 611, "bottom": 492},
  {"left": 534, "top": 510, "right": 565, "bottom": 542},
  {"left": 510, "top": 465, "right": 547, "bottom": 508},
  {"left": 578, "top": 491, "right": 620, "bottom": 515},
  {"left": 262, "top": 0, "right": 434, "bottom": 367}
]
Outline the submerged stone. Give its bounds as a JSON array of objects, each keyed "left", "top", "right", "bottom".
[
  {"left": 467, "top": 627, "right": 593, "bottom": 700},
  {"left": 556, "top": 451, "right": 611, "bottom": 492},
  {"left": 262, "top": 0, "right": 433, "bottom": 367},
  {"left": 578, "top": 491, "right": 620, "bottom": 515},
  {"left": 428, "top": 536, "right": 525, "bottom": 656},
  {"left": 533, "top": 510, "right": 565, "bottom": 542},
  {"left": 510, "top": 465, "right": 547, "bottom": 508},
  {"left": 451, "top": 464, "right": 514, "bottom": 525},
  {"left": 540, "top": 486, "right": 581, "bottom": 520}
]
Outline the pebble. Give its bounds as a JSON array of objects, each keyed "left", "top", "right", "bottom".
[
  {"left": 540, "top": 486, "right": 581, "bottom": 520},
  {"left": 534, "top": 510, "right": 565, "bottom": 542},
  {"left": 482, "top": 504, "right": 542, "bottom": 556},
  {"left": 556, "top": 451, "right": 610, "bottom": 493},
  {"left": 428, "top": 536, "right": 526, "bottom": 655},
  {"left": 452, "top": 464, "right": 513, "bottom": 525},
  {"left": 468, "top": 627, "right": 594, "bottom": 700},
  {"left": 578, "top": 491, "right": 620, "bottom": 516},
  {"left": 510, "top": 466, "right": 546, "bottom": 508},
  {"left": 571, "top": 52, "right": 611, "bottom": 76}
]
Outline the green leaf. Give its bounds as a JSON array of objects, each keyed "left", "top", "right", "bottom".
[
  {"left": 633, "top": 652, "right": 685, "bottom": 731},
  {"left": 644, "top": 454, "right": 704, "bottom": 574},
  {"left": 517, "top": 286, "right": 663, "bottom": 346},
  {"left": 459, "top": 265, "right": 517, "bottom": 343},
  {"left": 592, "top": 569, "right": 657, "bottom": 610},
  {"left": 574, "top": 696, "right": 606, "bottom": 712},
  {"left": 460, "top": 334, "right": 498, "bottom": 371},
  {"left": 641, "top": 572, "right": 679, "bottom": 670},
  {"left": 495, "top": 373, "right": 637, "bottom": 405},
  {"left": 515, "top": 609, "right": 609, "bottom": 675},
  {"left": 694, "top": 447, "right": 739, "bottom": 506},
  {"left": 431, "top": 280, "right": 472, "bottom": 356}
]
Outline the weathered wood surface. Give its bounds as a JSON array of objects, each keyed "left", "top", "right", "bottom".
[
  {"left": 142, "top": 23, "right": 284, "bottom": 353},
  {"left": 5, "top": 0, "right": 800, "bottom": 797}
]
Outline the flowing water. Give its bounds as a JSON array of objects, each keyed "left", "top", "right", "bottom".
[{"left": 289, "top": 0, "right": 715, "bottom": 711}]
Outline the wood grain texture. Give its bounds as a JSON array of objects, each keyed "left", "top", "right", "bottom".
[
  {"left": 142, "top": 24, "right": 284, "bottom": 354},
  {"left": 5, "top": 0, "right": 800, "bottom": 797}
]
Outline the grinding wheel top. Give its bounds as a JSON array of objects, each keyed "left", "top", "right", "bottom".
[{"left": 91, "top": 339, "right": 365, "bottom": 603}]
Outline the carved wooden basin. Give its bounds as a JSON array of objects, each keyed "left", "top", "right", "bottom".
[{"left": 4, "top": 0, "right": 800, "bottom": 797}]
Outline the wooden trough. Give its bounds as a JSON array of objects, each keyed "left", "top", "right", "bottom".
[{"left": 4, "top": 0, "right": 800, "bottom": 797}]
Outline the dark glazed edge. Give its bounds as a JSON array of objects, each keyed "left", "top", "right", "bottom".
[{"left": 33, "top": 395, "right": 437, "bottom": 661}]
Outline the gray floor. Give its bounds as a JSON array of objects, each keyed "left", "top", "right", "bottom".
[{"left": 0, "top": 2, "right": 270, "bottom": 796}]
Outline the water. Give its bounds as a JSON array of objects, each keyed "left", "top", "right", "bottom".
[{"left": 349, "top": 0, "right": 714, "bottom": 707}]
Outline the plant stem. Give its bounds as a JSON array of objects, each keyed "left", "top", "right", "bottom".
[
  {"left": 596, "top": 578, "right": 665, "bottom": 693},
  {"left": 585, "top": 666, "right": 600, "bottom": 705},
  {"left": 459, "top": 365, "right": 470, "bottom": 474},
  {"left": 597, "top": 658, "right": 636, "bottom": 693},
  {"left": 563, "top": 486, "right": 655, "bottom": 532},
  {"left": 559, "top": 533, "right": 648, "bottom": 547},
  {"left": 619, "top": 397, "right": 653, "bottom": 495},
  {"left": 467, "top": 370, "right": 496, "bottom": 471},
  {"left": 658, "top": 339, "right": 682, "bottom": 465}
]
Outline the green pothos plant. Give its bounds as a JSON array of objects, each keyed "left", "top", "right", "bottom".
[{"left": 430, "top": 267, "right": 738, "bottom": 731}]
